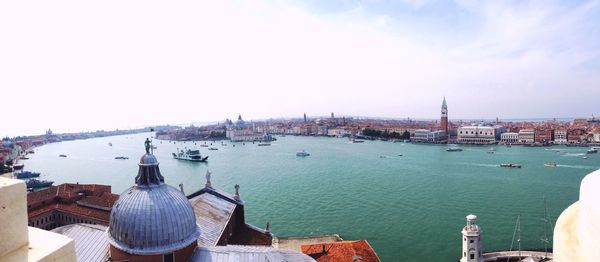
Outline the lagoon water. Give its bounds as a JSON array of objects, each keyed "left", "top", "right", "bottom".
[{"left": 21, "top": 132, "right": 599, "bottom": 261}]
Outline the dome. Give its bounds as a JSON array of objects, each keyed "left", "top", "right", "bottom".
[{"left": 108, "top": 139, "right": 200, "bottom": 255}]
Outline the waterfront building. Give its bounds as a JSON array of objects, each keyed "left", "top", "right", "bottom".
[
  {"left": 460, "top": 214, "right": 483, "bottom": 262},
  {"left": 441, "top": 97, "right": 448, "bottom": 135},
  {"left": 327, "top": 128, "right": 350, "bottom": 137},
  {"left": 593, "top": 129, "right": 600, "bottom": 142},
  {"left": 457, "top": 126, "right": 498, "bottom": 144},
  {"left": 554, "top": 129, "right": 568, "bottom": 144},
  {"left": 554, "top": 168, "right": 600, "bottom": 261},
  {"left": 500, "top": 132, "right": 518, "bottom": 144},
  {"left": 534, "top": 128, "right": 554, "bottom": 143},
  {"left": 567, "top": 128, "right": 587, "bottom": 143},
  {"left": 27, "top": 183, "right": 118, "bottom": 230},
  {"left": 413, "top": 129, "right": 430, "bottom": 142},
  {"left": 518, "top": 129, "right": 535, "bottom": 144}
]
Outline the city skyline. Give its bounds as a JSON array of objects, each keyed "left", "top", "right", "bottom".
[{"left": 1, "top": 0, "right": 599, "bottom": 137}]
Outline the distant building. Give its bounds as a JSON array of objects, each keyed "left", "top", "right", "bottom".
[
  {"left": 554, "top": 129, "right": 568, "bottom": 144},
  {"left": 500, "top": 132, "right": 518, "bottom": 143},
  {"left": 593, "top": 130, "right": 600, "bottom": 142},
  {"left": 567, "top": 128, "right": 587, "bottom": 143},
  {"left": 413, "top": 129, "right": 430, "bottom": 142},
  {"left": 413, "top": 129, "right": 445, "bottom": 143},
  {"left": 301, "top": 240, "right": 380, "bottom": 262},
  {"left": 518, "top": 129, "right": 535, "bottom": 144},
  {"left": 457, "top": 126, "right": 498, "bottom": 144},
  {"left": 534, "top": 128, "right": 554, "bottom": 143}
]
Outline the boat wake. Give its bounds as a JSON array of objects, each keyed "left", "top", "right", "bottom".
[{"left": 557, "top": 164, "right": 598, "bottom": 170}]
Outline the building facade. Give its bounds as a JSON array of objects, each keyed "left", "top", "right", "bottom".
[
  {"left": 518, "top": 129, "right": 535, "bottom": 144},
  {"left": 500, "top": 132, "right": 519, "bottom": 144},
  {"left": 457, "top": 126, "right": 497, "bottom": 144},
  {"left": 554, "top": 129, "right": 568, "bottom": 144}
]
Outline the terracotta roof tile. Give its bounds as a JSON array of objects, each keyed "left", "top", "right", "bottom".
[{"left": 301, "top": 240, "right": 380, "bottom": 262}]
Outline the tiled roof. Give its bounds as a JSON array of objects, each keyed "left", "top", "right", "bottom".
[
  {"left": 51, "top": 223, "right": 109, "bottom": 262},
  {"left": 27, "top": 183, "right": 117, "bottom": 222},
  {"left": 191, "top": 245, "right": 315, "bottom": 262},
  {"left": 301, "top": 240, "right": 381, "bottom": 262}
]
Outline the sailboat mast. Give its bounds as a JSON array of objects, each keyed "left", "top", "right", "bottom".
[
  {"left": 518, "top": 214, "right": 521, "bottom": 262},
  {"left": 542, "top": 196, "right": 550, "bottom": 259}
]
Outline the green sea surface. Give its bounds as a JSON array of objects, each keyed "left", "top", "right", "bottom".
[{"left": 21, "top": 132, "right": 599, "bottom": 261}]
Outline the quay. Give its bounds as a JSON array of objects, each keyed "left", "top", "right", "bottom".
[{"left": 482, "top": 251, "right": 552, "bottom": 261}]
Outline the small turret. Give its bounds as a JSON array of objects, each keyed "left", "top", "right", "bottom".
[{"left": 460, "top": 214, "right": 483, "bottom": 262}]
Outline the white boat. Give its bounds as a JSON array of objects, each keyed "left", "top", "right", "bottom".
[
  {"left": 172, "top": 149, "right": 208, "bottom": 162},
  {"left": 296, "top": 150, "right": 310, "bottom": 157}
]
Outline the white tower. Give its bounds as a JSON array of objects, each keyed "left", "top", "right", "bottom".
[{"left": 461, "top": 214, "right": 483, "bottom": 262}]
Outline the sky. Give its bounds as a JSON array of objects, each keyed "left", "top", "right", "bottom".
[{"left": 1, "top": 0, "right": 599, "bottom": 137}]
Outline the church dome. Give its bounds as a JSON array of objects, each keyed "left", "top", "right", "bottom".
[{"left": 108, "top": 139, "right": 200, "bottom": 255}]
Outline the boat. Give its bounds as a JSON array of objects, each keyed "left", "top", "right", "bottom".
[
  {"left": 59, "top": 154, "right": 67, "bottom": 157},
  {"left": 586, "top": 149, "right": 598, "bottom": 154},
  {"left": 351, "top": 139, "right": 365, "bottom": 143},
  {"left": 208, "top": 147, "right": 218, "bottom": 150},
  {"left": 200, "top": 144, "right": 209, "bottom": 147},
  {"left": 446, "top": 148, "right": 463, "bottom": 152},
  {"left": 108, "top": 142, "right": 113, "bottom": 146},
  {"left": 500, "top": 163, "right": 522, "bottom": 168},
  {"left": 20, "top": 156, "right": 29, "bottom": 160},
  {"left": 487, "top": 151, "right": 494, "bottom": 154},
  {"left": 27, "top": 150, "right": 35, "bottom": 154},
  {"left": 583, "top": 156, "right": 588, "bottom": 159},
  {"left": 544, "top": 163, "right": 558, "bottom": 167},
  {"left": 16, "top": 171, "right": 41, "bottom": 179},
  {"left": 115, "top": 156, "right": 129, "bottom": 160},
  {"left": 258, "top": 143, "right": 271, "bottom": 146},
  {"left": 13, "top": 163, "right": 24, "bottom": 170},
  {"left": 296, "top": 150, "right": 310, "bottom": 157},
  {"left": 172, "top": 149, "right": 208, "bottom": 162},
  {"left": 26, "top": 179, "right": 54, "bottom": 189}
]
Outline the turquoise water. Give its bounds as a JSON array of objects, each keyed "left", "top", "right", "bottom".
[{"left": 21, "top": 133, "right": 599, "bottom": 261}]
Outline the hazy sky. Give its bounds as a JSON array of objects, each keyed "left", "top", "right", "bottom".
[{"left": 1, "top": 0, "right": 599, "bottom": 137}]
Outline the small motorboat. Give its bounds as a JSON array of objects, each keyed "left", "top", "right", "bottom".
[
  {"left": 587, "top": 149, "right": 598, "bottom": 154},
  {"left": 500, "top": 163, "right": 522, "bottom": 168},
  {"left": 59, "top": 154, "right": 67, "bottom": 158},
  {"left": 296, "top": 150, "right": 310, "bottom": 157},
  {"left": 582, "top": 156, "right": 588, "bottom": 159},
  {"left": 446, "top": 148, "right": 463, "bottom": 152},
  {"left": 544, "top": 163, "right": 558, "bottom": 167},
  {"left": 115, "top": 156, "right": 129, "bottom": 160},
  {"left": 258, "top": 143, "right": 271, "bottom": 146},
  {"left": 208, "top": 147, "right": 218, "bottom": 150}
]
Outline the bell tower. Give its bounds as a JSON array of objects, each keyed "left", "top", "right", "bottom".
[
  {"left": 461, "top": 214, "right": 483, "bottom": 262},
  {"left": 441, "top": 97, "right": 448, "bottom": 135}
]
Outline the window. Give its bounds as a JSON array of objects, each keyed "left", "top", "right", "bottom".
[
  {"left": 470, "top": 254, "right": 474, "bottom": 259},
  {"left": 163, "top": 253, "right": 174, "bottom": 262},
  {"left": 469, "top": 240, "right": 474, "bottom": 243}
]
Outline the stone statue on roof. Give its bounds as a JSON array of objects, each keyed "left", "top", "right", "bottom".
[
  {"left": 144, "top": 138, "right": 151, "bottom": 154},
  {"left": 205, "top": 170, "right": 212, "bottom": 188}
]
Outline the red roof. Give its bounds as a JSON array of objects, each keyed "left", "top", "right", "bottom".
[
  {"left": 27, "top": 183, "right": 118, "bottom": 223},
  {"left": 301, "top": 240, "right": 381, "bottom": 262}
]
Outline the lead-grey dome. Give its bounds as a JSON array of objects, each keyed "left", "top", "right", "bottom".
[{"left": 108, "top": 140, "right": 200, "bottom": 255}]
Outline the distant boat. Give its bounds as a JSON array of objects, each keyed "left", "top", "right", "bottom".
[
  {"left": 582, "top": 156, "right": 588, "bottom": 159},
  {"left": 586, "top": 149, "right": 598, "bottom": 154},
  {"left": 27, "top": 150, "right": 35, "bottom": 154},
  {"left": 115, "top": 156, "right": 129, "bottom": 160},
  {"left": 200, "top": 144, "right": 209, "bottom": 147},
  {"left": 501, "top": 163, "right": 522, "bottom": 168},
  {"left": 108, "top": 142, "right": 113, "bottom": 146},
  {"left": 20, "top": 156, "right": 29, "bottom": 160},
  {"left": 544, "top": 163, "right": 558, "bottom": 167},
  {"left": 296, "top": 150, "right": 310, "bottom": 157},
  {"left": 258, "top": 143, "right": 271, "bottom": 146},
  {"left": 59, "top": 154, "right": 67, "bottom": 158},
  {"left": 26, "top": 179, "right": 53, "bottom": 189},
  {"left": 446, "top": 148, "right": 463, "bottom": 152},
  {"left": 13, "top": 163, "right": 24, "bottom": 170},
  {"left": 172, "top": 149, "right": 208, "bottom": 162},
  {"left": 351, "top": 139, "right": 365, "bottom": 143},
  {"left": 16, "top": 171, "right": 41, "bottom": 179},
  {"left": 208, "top": 147, "right": 218, "bottom": 150}
]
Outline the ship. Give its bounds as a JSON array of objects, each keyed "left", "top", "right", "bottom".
[
  {"left": 172, "top": 149, "right": 208, "bottom": 162},
  {"left": 16, "top": 171, "right": 41, "bottom": 179},
  {"left": 258, "top": 143, "right": 271, "bottom": 146},
  {"left": 296, "top": 150, "right": 310, "bottom": 157},
  {"left": 115, "top": 156, "right": 129, "bottom": 160},
  {"left": 26, "top": 179, "right": 54, "bottom": 189},
  {"left": 500, "top": 163, "right": 522, "bottom": 168},
  {"left": 544, "top": 163, "right": 558, "bottom": 167},
  {"left": 586, "top": 149, "right": 598, "bottom": 154}
]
